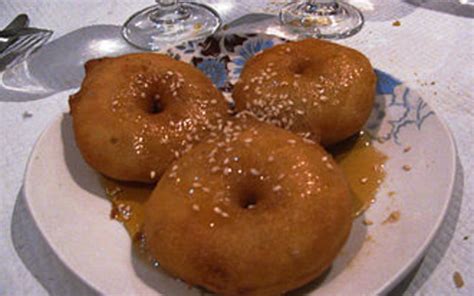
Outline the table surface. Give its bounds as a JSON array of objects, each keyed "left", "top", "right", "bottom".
[{"left": 0, "top": 1, "right": 472, "bottom": 295}]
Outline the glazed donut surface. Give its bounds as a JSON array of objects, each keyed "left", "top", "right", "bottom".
[
  {"left": 69, "top": 53, "right": 229, "bottom": 183},
  {"left": 144, "top": 117, "right": 353, "bottom": 295},
  {"left": 233, "top": 38, "right": 376, "bottom": 146}
]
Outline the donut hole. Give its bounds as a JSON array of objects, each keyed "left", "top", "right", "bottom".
[
  {"left": 150, "top": 95, "right": 165, "bottom": 114},
  {"left": 239, "top": 191, "right": 259, "bottom": 209},
  {"left": 137, "top": 91, "right": 167, "bottom": 115},
  {"left": 290, "top": 59, "right": 313, "bottom": 75},
  {"left": 291, "top": 61, "right": 307, "bottom": 75}
]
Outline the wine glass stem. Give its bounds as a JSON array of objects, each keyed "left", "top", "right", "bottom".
[
  {"left": 305, "top": 0, "right": 340, "bottom": 14},
  {"left": 151, "top": 0, "right": 190, "bottom": 24},
  {"left": 156, "top": 0, "right": 179, "bottom": 11}
]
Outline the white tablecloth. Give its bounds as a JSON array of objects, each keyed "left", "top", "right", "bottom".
[{"left": 0, "top": 1, "right": 472, "bottom": 295}]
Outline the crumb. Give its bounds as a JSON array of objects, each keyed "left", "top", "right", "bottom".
[
  {"left": 431, "top": 81, "right": 436, "bottom": 85},
  {"left": 363, "top": 219, "right": 373, "bottom": 226},
  {"left": 403, "top": 146, "right": 411, "bottom": 153},
  {"left": 22, "top": 111, "right": 33, "bottom": 118},
  {"left": 402, "top": 164, "right": 412, "bottom": 171},
  {"left": 392, "top": 20, "right": 401, "bottom": 27},
  {"left": 434, "top": 91, "right": 438, "bottom": 95},
  {"left": 382, "top": 211, "right": 401, "bottom": 224},
  {"left": 464, "top": 236, "right": 469, "bottom": 240},
  {"left": 388, "top": 191, "right": 396, "bottom": 197},
  {"left": 453, "top": 271, "right": 464, "bottom": 288},
  {"left": 365, "top": 235, "right": 374, "bottom": 242}
]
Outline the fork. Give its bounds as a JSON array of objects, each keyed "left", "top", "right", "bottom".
[
  {"left": 0, "top": 27, "right": 53, "bottom": 71},
  {"left": 0, "top": 14, "right": 29, "bottom": 53}
]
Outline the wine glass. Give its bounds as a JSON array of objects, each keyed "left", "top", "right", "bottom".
[
  {"left": 280, "top": 0, "right": 364, "bottom": 39},
  {"left": 122, "top": 0, "right": 221, "bottom": 51}
]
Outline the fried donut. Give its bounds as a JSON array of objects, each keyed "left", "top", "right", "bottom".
[
  {"left": 144, "top": 117, "right": 353, "bottom": 295},
  {"left": 69, "top": 53, "right": 229, "bottom": 183},
  {"left": 233, "top": 38, "right": 376, "bottom": 146}
]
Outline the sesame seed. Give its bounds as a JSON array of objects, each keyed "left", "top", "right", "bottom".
[
  {"left": 287, "top": 139, "right": 296, "bottom": 144},
  {"left": 192, "top": 204, "right": 200, "bottom": 211},
  {"left": 273, "top": 185, "right": 282, "bottom": 192},
  {"left": 150, "top": 170, "right": 156, "bottom": 179},
  {"left": 268, "top": 155, "right": 274, "bottom": 162},
  {"left": 360, "top": 177, "right": 369, "bottom": 184},
  {"left": 214, "top": 206, "right": 229, "bottom": 218},
  {"left": 250, "top": 168, "right": 260, "bottom": 176}
]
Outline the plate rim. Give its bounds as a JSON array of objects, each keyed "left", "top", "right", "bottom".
[
  {"left": 374, "top": 112, "right": 457, "bottom": 294},
  {"left": 22, "top": 113, "right": 103, "bottom": 293}
]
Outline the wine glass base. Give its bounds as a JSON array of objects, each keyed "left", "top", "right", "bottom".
[
  {"left": 122, "top": 2, "right": 221, "bottom": 51},
  {"left": 280, "top": 1, "right": 364, "bottom": 39}
]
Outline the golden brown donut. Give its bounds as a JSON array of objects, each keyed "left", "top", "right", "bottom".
[
  {"left": 233, "top": 38, "right": 376, "bottom": 146},
  {"left": 144, "top": 117, "right": 353, "bottom": 295},
  {"left": 69, "top": 53, "right": 229, "bottom": 183}
]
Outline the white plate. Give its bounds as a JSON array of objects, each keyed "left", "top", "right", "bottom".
[{"left": 24, "top": 34, "right": 456, "bottom": 295}]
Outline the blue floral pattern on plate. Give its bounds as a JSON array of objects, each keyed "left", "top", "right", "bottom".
[
  {"left": 232, "top": 37, "right": 275, "bottom": 75},
  {"left": 168, "top": 33, "right": 435, "bottom": 145},
  {"left": 195, "top": 58, "right": 228, "bottom": 89}
]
